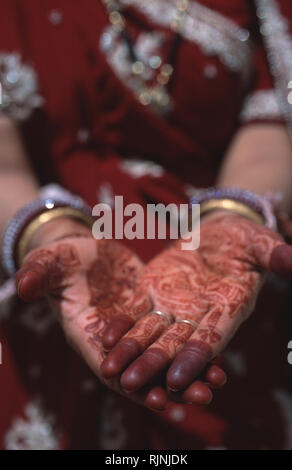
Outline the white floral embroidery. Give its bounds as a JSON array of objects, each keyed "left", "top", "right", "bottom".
[
  {"left": 0, "top": 52, "right": 44, "bottom": 121},
  {"left": 4, "top": 400, "right": 59, "bottom": 450},
  {"left": 118, "top": 0, "right": 251, "bottom": 73},
  {"left": 240, "top": 89, "right": 282, "bottom": 122},
  {"left": 255, "top": 0, "right": 292, "bottom": 136},
  {"left": 120, "top": 158, "right": 164, "bottom": 178}
]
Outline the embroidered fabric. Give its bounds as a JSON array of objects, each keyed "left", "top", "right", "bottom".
[
  {"left": 100, "top": 0, "right": 252, "bottom": 105},
  {"left": 0, "top": 52, "right": 43, "bottom": 121},
  {"left": 4, "top": 400, "right": 59, "bottom": 450},
  {"left": 255, "top": 0, "right": 292, "bottom": 137},
  {"left": 118, "top": 0, "right": 251, "bottom": 73},
  {"left": 120, "top": 158, "right": 165, "bottom": 178},
  {"left": 240, "top": 89, "right": 282, "bottom": 122}
]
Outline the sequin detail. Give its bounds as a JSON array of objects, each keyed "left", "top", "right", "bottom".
[{"left": 0, "top": 52, "right": 44, "bottom": 121}]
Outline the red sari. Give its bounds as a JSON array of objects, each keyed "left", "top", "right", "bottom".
[{"left": 0, "top": 0, "right": 292, "bottom": 449}]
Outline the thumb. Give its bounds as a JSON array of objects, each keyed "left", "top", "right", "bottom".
[
  {"left": 269, "top": 244, "right": 292, "bottom": 281},
  {"left": 252, "top": 226, "right": 292, "bottom": 281},
  {"left": 15, "top": 249, "right": 61, "bottom": 302}
]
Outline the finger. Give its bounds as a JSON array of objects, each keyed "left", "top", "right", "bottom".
[
  {"left": 103, "top": 373, "right": 169, "bottom": 411},
  {"left": 274, "top": 209, "right": 292, "bottom": 243},
  {"left": 165, "top": 366, "right": 226, "bottom": 406},
  {"left": 145, "top": 386, "right": 169, "bottom": 411},
  {"left": 204, "top": 364, "right": 227, "bottom": 389},
  {"left": 157, "top": 359, "right": 227, "bottom": 405},
  {"left": 16, "top": 261, "right": 49, "bottom": 301},
  {"left": 118, "top": 381, "right": 169, "bottom": 411},
  {"left": 15, "top": 249, "right": 58, "bottom": 301},
  {"left": 250, "top": 225, "right": 292, "bottom": 280},
  {"left": 101, "top": 312, "right": 171, "bottom": 379},
  {"left": 182, "top": 380, "right": 213, "bottom": 405},
  {"left": 102, "top": 288, "right": 153, "bottom": 350},
  {"left": 269, "top": 244, "right": 292, "bottom": 281},
  {"left": 166, "top": 279, "right": 254, "bottom": 392},
  {"left": 120, "top": 326, "right": 227, "bottom": 396},
  {"left": 102, "top": 314, "right": 135, "bottom": 351},
  {"left": 119, "top": 322, "right": 195, "bottom": 392}
]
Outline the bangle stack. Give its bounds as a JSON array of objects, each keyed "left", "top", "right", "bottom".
[
  {"left": 190, "top": 187, "right": 278, "bottom": 231},
  {"left": 1, "top": 185, "right": 93, "bottom": 276}
]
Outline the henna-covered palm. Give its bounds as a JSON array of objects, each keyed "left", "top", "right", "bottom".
[
  {"left": 15, "top": 234, "right": 224, "bottom": 409},
  {"left": 101, "top": 212, "right": 292, "bottom": 401},
  {"left": 15, "top": 236, "right": 171, "bottom": 409}
]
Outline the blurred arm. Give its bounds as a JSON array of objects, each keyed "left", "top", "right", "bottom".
[
  {"left": 0, "top": 115, "right": 39, "bottom": 234},
  {"left": 217, "top": 123, "right": 292, "bottom": 215}
]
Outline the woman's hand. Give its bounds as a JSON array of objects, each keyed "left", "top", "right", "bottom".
[
  {"left": 15, "top": 219, "right": 226, "bottom": 409},
  {"left": 15, "top": 222, "right": 173, "bottom": 409},
  {"left": 101, "top": 211, "right": 292, "bottom": 400}
]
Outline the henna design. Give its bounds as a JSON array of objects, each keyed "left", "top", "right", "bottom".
[
  {"left": 153, "top": 322, "right": 194, "bottom": 357},
  {"left": 196, "top": 325, "right": 222, "bottom": 345},
  {"left": 83, "top": 240, "right": 151, "bottom": 357},
  {"left": 104, "top": 212, "right": 291, "bottom": 395}
]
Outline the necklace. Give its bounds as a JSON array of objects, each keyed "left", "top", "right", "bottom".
[{"left": 101, "top": 0, "right": 189, "bottom": 114}]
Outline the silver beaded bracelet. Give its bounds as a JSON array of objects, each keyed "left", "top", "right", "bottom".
[{"left": 1, "top": 184, "right": 92, "bottom": 276}]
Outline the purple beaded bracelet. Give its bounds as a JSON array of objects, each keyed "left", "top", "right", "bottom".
[
  {"left": 190, "top": 187, "right": 278, "bottom": 231},
  {"left": 1, "top": 184, "right": 92, "bottom": 276}
]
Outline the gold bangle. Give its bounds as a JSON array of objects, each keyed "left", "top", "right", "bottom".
[
  {"left": 17, "top": 207, "right": 93, "bottom": 267},
  {"left": 200, "top": 199, "right": 265, "bottom": 225}
]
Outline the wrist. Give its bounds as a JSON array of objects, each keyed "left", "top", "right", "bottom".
[
  {"left": 190, "top": 187, "right": 277, "bottom": 231},
  {"left": 2, "top": 184, "right": 93, "bottom": 275},
  {"left": 200, "top": 209, "right": 233, "bottom": 225},
  {"left": 27, "top": 217, "right": 92, "bottom": 252}
]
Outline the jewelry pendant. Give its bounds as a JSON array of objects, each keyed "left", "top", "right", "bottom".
[{"left": 138, "top": 85, "right": 172, "bottom": 115}]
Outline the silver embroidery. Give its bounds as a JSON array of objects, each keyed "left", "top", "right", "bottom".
[
  {"left": 118, "top": 0, "right": 251, "bottom": 73},
  {"left": 48, "top": 9, "right": 63, "bottom": 25},
  {"left": 255, "top": 0, "right": 292, "bottom": 136},
  {"left": 120, "top": 158, "right": 164, "bottom": 178},
  {"left": 240, "top": 89, "right": 282, "bottom": 122},
  {"left": 101, "top": 27, "right": 166, "bottom": 100},
  {"left": 4, "top": 400, "right": 59, "bottom": 450},
  {"left": 0, "top": 52, "right": 44, "bottom": 121},
  {"left": 100, "top": 0, "right": 252, "bottom": 102}
]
